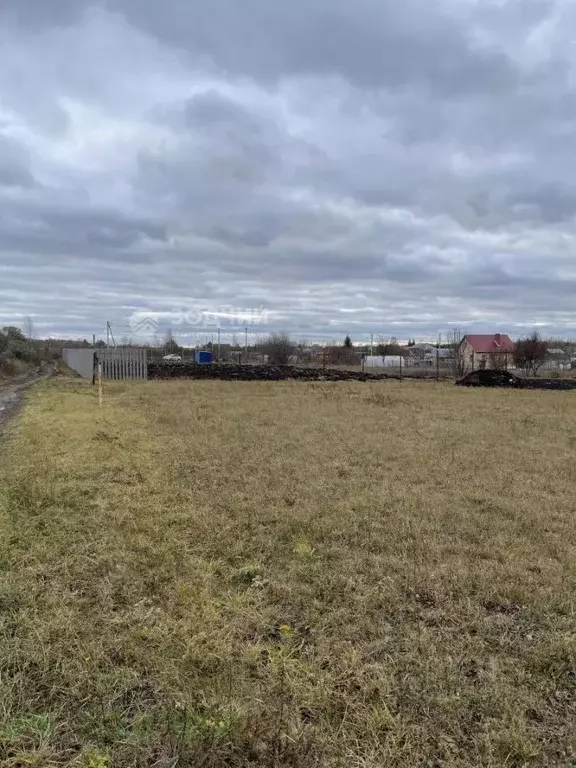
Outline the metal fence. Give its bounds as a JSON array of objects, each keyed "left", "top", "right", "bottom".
[{"left": 96, "top": 348, "right": 148, "bottom": 380}]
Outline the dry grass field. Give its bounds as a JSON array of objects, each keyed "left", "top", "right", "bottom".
[{"left": 1, "top": 378, "right": 575, "bottom": 767}]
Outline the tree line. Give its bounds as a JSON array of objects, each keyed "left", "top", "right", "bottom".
[{"left": 0, "top": 322, "right": 570, "bottom": 377}]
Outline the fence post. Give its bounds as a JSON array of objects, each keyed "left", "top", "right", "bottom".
[{"left": 98, "top": 364, "right": 103, "bottom": 407}]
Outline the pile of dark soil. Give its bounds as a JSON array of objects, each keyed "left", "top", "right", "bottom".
[
  {"left": 457, "top": 369, "right": 576, "bottom": 391},
  {"left": 147, "top": 362, "right": 420, "bottom": 382},
  {"left": 148, "top": 363, "right": 576, "bottom": 390},
  {"left": 524, "top": 378, "right": 576, "bottom": 391}
]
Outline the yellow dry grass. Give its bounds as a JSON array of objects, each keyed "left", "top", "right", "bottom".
[{"left": 0, "top": 378, "right": 575, "bottom": 767}]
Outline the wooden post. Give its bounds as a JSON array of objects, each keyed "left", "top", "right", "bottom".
[{"left": 98, "top": 364, "right": 103, "bottom": 407}]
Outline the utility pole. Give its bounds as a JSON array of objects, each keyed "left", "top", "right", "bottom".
[
  {"left": 217, "top": 327, "right": 221, "bottom": 362},
  {"left": 106, "top": 321, "right": 116, "bottom": 348},
  {"left": 370, "top": 333, "right": 374, "bottom": 356},
  {"left": 245, "top": 327, "right": 248, "bottom": 359},
  {"left": 436, "top": 332, "right": 441, "bottom": 381}
]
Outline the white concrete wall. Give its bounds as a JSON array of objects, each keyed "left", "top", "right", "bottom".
[{"left": 62, "top": 348, "right": 95, "bottom": 379}]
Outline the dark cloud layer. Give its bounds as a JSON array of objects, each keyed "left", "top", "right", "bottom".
[{"left": 1, "top": 0, "right": 576, "bottom": 342}]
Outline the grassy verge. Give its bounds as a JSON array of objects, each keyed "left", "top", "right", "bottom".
[{"left": 1, "top": 378, "right": 575, "bottom": 767}]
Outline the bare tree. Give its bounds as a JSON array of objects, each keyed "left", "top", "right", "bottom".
[
  {"left": 296, "top": 341, "right": 311, "bottom": 364},
  {"left": 513, "top": 331, "right": 548, "bottom": 376},
  {"left": 489, "top": 347, "right": 509, "bottom": 370},
  {"left": 375, "top": 342, "right": 403, "bottom": 357},
  {"left": 259, "top": 332, "right": 294, "bottom": 365},
  {"left": 23, "top": 316, "right": 35, "bottom": 340},
  {"left": 163, "top": 329, "right": 182, "bottom": 356},
  {"left": 447, "top": 326, "right": 467, "bottom": 379}
]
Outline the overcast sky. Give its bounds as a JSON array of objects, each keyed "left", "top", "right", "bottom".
[{"left": 2, "top": 0, "right": 576, "bottom": 343}]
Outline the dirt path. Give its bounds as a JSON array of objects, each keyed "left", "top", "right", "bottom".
[
  {"left": 0, "top": 388, "right": 22, "bottom": 430},
  {"left": 0, "top": 368, "right": 53, "bottom": 433}
]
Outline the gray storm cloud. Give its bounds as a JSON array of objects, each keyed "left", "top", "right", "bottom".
[{"left": 1, "top": 0, "right": 576, "bottom": 342}]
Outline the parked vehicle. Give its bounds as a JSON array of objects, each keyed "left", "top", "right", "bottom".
[{"left": 162, "top": 354, "right": 182, "bottom": 362}]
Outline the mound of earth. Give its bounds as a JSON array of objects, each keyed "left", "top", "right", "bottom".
[
  {"left": 457, "top": 369, "right": 576, "bottom": 391},
  {"left": 147, "top": 362, "right": 417, "bottom": 383}
]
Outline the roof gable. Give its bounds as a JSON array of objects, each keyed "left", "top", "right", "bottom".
[{"left": 464, "top": 334, "right": 514, "bottom": 353}]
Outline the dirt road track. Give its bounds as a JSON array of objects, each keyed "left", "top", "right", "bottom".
[{"left": 0, "top": 370, "right": 53, "bottom": 434}]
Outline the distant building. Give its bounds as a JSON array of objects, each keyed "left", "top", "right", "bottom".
[
  {"left": 364, "top": 355, "right": 404, "bottom": 368},
  {"left": 408, "top": 343, "right": 451, "bottom": 366},
  {"left": 460, "top": 334, "right": 515, "bottom": 371},
  {"left": 542, "top": 348, "right": 571, "bottom": 370},
  {"left": 410, "top": 343, "right": 436, "bottom": 358}
]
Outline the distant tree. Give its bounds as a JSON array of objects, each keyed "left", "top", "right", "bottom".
[
  {"left": 5, "top": 339, "right": 34, "bottom": 361},
  {"left": 163, "top": 329, "right": 182, "bottom": 356},
  {"left": 0, "top": 325, "right": 39, "bottom": 363},
  {"left": 514, "top": 331, "right": 548, "bottom": 376},
  {"left": 259, "top": 332, "right": 294, "bottom": 365},
  {"left": 447, "top": 327, "right": 467, "bottom": 379},
  {"left": 2, "top": 326, "right": 26, "bottom": 343},
  {"left": 23, "top": 316, "right": 35, "bottom": 341},
  {"left": 295, "top": 341, "right": 312, "bottom": 364},
  {"left": 489, "top": 346, "right": 510, "bottom": 370},
  {"left": 333, "top": 335, "right": 357, "bottom": 364},
  {"left": 375, "top": 342, "right": 403, "bottom": 357},
  {"left": 407, "top": 338, "right": 416, "bottom": 347}
]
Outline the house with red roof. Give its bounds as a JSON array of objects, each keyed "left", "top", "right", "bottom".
[{"left": 460, "top": 334, "right": 515, "bottom": 371}]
